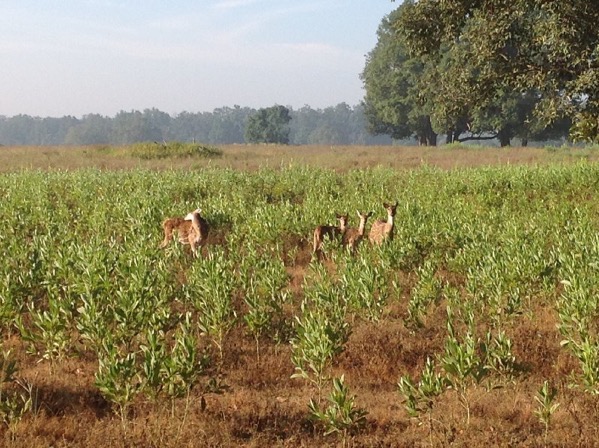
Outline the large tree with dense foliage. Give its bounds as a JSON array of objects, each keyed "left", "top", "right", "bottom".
[
  {"left": 361, "top": 6, "right": 438, "bottom": 145},
  {"left": 393, "top": 0, "right": 599, "bottom": 142},
  {"left": 364, "top": 1, "right": 574, "bottom": 146}
]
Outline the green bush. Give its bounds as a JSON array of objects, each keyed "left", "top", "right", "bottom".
[{"left": 129, "top": 141, "right": 222, "bottom": 159}]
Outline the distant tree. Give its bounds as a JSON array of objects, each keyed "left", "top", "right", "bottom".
[
  {"left": 142, "top": 108, "right": 173, "bottom": 141},
  {"left": 209, "top": 106, "right": 252, "bottom": 144},
  {"left": 171, "top": 111, "right": 208, "bottom": 143},
  {"left": 0, "top": 114, "right": 38, "bottom": 145},
  {"left": 0, "top": 103, "right": 396, "bottom": 147},
  {"left": 289, "top": 105, "right": 321, "bottom": 144},
  {"left": 64, "top": 114, "right": 111, "bottom": 145},
  {"left": 245, "top": 105, "right": 291, "bottom": 144},
  {"left": 289, "top": 104, "right": 393, "bottom": 145},
  {"left": 64, "top": 114, "right": 112, "bottom": 145},
  {"left": 111, "top": 110, "right": 162, "bottom": 144}
]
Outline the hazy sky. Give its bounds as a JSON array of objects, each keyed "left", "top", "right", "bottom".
[{"left": 1, "top": 1, "right": 397, "bottom": 118}]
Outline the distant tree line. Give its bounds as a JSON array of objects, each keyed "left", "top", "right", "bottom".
[{"left": 0, "top": 103, "right": 393, "bottom": 147}]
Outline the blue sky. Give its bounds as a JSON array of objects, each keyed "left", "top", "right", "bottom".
[{"left": 1, "top": 1, "right": 398, "bottom": 118}]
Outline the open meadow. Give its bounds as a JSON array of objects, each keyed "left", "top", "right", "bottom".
[{"left": 2, "top": 143, "right": 599, "bottom": 447}]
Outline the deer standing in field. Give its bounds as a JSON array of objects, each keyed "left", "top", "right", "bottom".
[
  {"left": 369, "top": 201, "right": 398, "bottom": 245},
  {"left": 312, "top": 213, "right": 349, "bottom": 258},
  {"left": 160, "top": 208, "right": 209, "bottom": 257},
  {"left": 343, "top": 210, "right": 373, "bottom": 253}
]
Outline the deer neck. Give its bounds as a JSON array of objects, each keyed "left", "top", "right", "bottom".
[
  {"left": 190, "top": 213, "right": 201, "bottom": 232},
  {"left": 386, "top": 214, "right": 394, "bottom": 228},
  {"left": 358, "top": 219, "right": 367, "bottom": 236}
]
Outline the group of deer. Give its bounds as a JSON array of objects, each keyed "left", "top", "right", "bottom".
[
  {"left": 160, "top": 201, "right": 398, "bottom": 259},
  {"left": 312, "top": 201, "right": 398, "bottom": 258}
]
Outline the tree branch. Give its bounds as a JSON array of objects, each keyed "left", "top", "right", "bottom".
[{"left": 457, "top": 133, "right": 498, "bottom": 143}]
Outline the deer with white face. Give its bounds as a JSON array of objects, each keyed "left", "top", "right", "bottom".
[
  {"left": 343, "top": 210, "right": 373, "bottom": 252},
  {"left": 160, "top": 208, "right": 209, "bottom": 257},
  {"left": 368, "top": 201, "right": 398, "bottom": 245},
  {"left": 312, "top": 213, "right": 349, "bottom": 258}
]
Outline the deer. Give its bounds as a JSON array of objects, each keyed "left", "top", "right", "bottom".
[
  {"left": 343, "top": 210, "right": 373, "bottom": 253},
  {"left": 160, "top": 208, "right": 209, "bottom": 257},
  {"left": 312, "top": 213, "right": 349, "bottom": 258},
  {"left": 368, "top": 201, "right": 398, "bottom": 245}
]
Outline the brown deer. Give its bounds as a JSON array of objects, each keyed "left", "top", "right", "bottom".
[
  {"left": 160, "top": 208, "right": 209, "bottom": 256},
  {"left": 368, "top": 201, "right": 398, "bottom": 245},
  {"left": 312, "top": 213, "right": 349, "bottom": 257},
  {"left": 343, "top": 210, "right": 373, "bottom": 252}
]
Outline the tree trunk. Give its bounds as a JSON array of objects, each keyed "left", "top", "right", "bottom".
[
  {"left": 426, "top": 131, "right": 437, "bottom": 146},
  {"left": 417, "top": 117, "right": 437, "bottom": 146},
  {"left": 498, "top": 129, "right": 511, "bottom": 147},
  {"left": 418, "top": 132, "right": 437, "bottom": 146}
]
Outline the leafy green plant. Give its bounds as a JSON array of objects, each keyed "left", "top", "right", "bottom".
[
  {"left": 440, "top": 308, "right": 489, "bottom": 425},
  {"left": 339, "top": 255, "right": 388, "bottom": 322},
  {"left": 0, "top": 350, "right": 33, "bottom": 429},
  {"left": 398, "top": 357, "right": 446, "bottom": 446},
  {"left": 405, "top": 258, "right": 442, "bottom": 328},
  {"left": 534, "top": 380, "right": 560, "bottom": 438},
  {"left": 240, "top": 249, "right": 289, "bottom": 357},
  {"left": 185, "top": 250, "right": 236, "bottom": 360},
  {"left": 482, "top": 329, "right": 517, "bottom": 380},
  {"left": 25, "top": 296, "right": 74, "bottom": 364},
  {"left": 95, "top": 341, "right": 141, "bottom": 421},
  {"left": 308, "top": 375, "right": 367, "bottom": 438},
  {"left": 140, "top": 329, "right": 167, "bottom": 400},
  {"left": 162, "top": 313, "right": 209, "bottom": 399},
  {"left": 291, "top": 304, "right": 350, "bottom": 399}
]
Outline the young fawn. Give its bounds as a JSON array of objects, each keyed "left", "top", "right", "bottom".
[
  {"left": 343, "top": 210, "right": 373, "bottom": 252},
  {"left": 313, "top": 213, "right": 349, "bottom": 257},
  {"left": 368, "top": 201, "right": 398, "bottom": 245},
  {"left": 160, "top": 208, "right": 209, "bottom": 256}
]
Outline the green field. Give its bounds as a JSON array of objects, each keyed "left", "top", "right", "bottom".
[{"left": 2, "top": 144, "right": 599, "bottom": 446}]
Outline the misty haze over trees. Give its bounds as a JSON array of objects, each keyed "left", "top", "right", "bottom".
[
  {"left": 0, "top": 104, "right": 393, "bottom": 147},
  {"left": 3, "top": 0, "right": 596, "bottom": 148}
]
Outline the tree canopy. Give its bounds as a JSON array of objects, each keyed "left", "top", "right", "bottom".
[
  {"left": 392, "top": 0, "right": 599, "bottom": 143},
  {"left": 361, "top": 7, "right": 439, "bottom": 145},
  {"left": 245, "top": 105, "right": 292, "bottom": 144},
  {"left": 362, "top": 0, "right": 584, "bottom": 146}
]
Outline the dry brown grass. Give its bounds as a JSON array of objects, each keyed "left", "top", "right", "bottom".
[
  {"left": 2, "top": 143, "right": 599, "bottom": 447},
  {"left": 1, "top": 143, "right": 598, "bottom": 172}
]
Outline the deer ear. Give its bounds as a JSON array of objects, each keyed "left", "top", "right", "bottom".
[{"left": 383, "top": 202, "right": 389, "bottom": 208}]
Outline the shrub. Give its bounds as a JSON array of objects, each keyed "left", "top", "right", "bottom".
[{"left": 129, "top": 141, "right": 222, "bottom": 159}]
